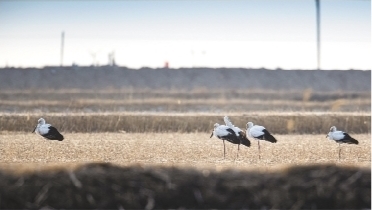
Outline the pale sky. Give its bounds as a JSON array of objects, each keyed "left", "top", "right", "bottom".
[{"left": 0, "top": 0, "right": 370, "bottom": 70}]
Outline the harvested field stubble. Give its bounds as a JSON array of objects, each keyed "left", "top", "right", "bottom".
[
  {"left": 0, "top": 133, "right": 370, "bottom": 166},
  {"left": 0, "top": 114, "right": 370, "bottom": 134},
  {"left": 0, "top": 133, "right": 370, "bottom": 209}
]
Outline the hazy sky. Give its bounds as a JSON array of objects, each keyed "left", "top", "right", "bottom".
[{"left": 0, "top": 0, "right": 370, "bottom": 69}]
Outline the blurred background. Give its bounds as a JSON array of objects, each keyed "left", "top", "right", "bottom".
[
  {"left": 0, "top": 0, "right": 370, "bottom": 69},
  {"left": 0, "top": 0, "right": 370, "bottom": 114}
]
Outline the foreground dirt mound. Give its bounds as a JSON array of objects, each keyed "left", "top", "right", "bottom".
[{"left": 0, "top": 163, "right": 370, "bottom": 209}]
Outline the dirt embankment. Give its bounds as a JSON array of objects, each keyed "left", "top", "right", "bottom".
[
  {"left": 0, "top": 163, "right": 370, "bottom": 209},
  {"left": 0, "top": 67, "right": 370, "bottom": 92}
]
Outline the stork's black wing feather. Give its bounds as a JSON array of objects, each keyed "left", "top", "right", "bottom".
[
  {"left": 238, "top": 131, "right": 251, "bottom": 147},
  {"left": 262, "top": 129, "right": 277, "bottom": 143},
  {"left": 219, "top": 128, "right": 240, "bottom": 144},
  {"left": 42, "top": 126, "right": 64, "bottom": 141},
  {"left": 341, "top": 133, "right": 358, "bottom": 144}
]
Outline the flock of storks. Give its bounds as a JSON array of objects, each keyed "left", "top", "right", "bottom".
[
  {"left": 32, "top": 116, "right": 359, "bottom": 160},
  {"left": 210, "top": 116, "right": 359, "bottom": 160},
  {"left": 210, "top": 116, "right": 277, "bottom": 159}
]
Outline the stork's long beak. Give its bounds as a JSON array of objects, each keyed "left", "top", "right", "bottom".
[
  {"left": 210, "top": 132, "right": 213, "bottom": 138},
  {"left": 32, "top": 126, "right": 36, "bottom": 133}
]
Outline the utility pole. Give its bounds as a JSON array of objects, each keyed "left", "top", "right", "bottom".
[
  {"left": 315, "top": 0, "right": 321, "bottom": 70},
  {"left": 60, "top": 31, "right": 65, "bottom": 66}
]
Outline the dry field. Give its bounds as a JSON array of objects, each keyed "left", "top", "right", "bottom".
[
  {"left": 0, "top": 87, "right": 370, "bottom": 208},
  {"left": 0, "top": 133, "right": 370, "bottom": 209},
  {"left": 1, "top": 133, "right": 370, "bottom": 169}
]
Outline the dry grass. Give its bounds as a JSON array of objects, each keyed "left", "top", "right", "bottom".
[
  {"left": 0, "top": 133, "right": 370, "bottom": 170},
  {"left": 0, "top": 114, "right": 370, "bottom": 134}
]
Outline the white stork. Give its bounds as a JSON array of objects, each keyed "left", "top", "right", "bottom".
[
  {"left": 223, "top": 116, "right": 251, "bottom": 154},
  {"left": 210, "top": 123, "right": 249, "bottom": 158},
  {"left": 32, "top": 118, "right": 64, "bottom": 141},
  {"left": 246, "top": 122, "right": 277, "bottom": 159},
  {"left": 326, "top": 126, "right": 359, "bottom": 160}
]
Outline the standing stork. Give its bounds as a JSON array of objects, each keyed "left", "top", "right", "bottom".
[
  {"left": 246, "top": 122, "right": 277, "bottom": 159},
  {"left": 223, "top": 116, "right": 251, "bottom": 154},
  {"left": 32, "top": 118, "right": 64, "bottom": 141},
  {"left": 210, "top": 123, "right": 249, "bottom": 158},
  {"left": 326, "top": 126, "right": 359, "bottom": 161}
]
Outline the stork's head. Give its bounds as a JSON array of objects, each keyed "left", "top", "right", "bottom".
[
  {"left": 38, "top": 118, "right": 46, "bottom": 125},
  {"left": 33, "top": 118, "right": 45, "bottom": 133},
  {"left": 210, "top": 123, "right": 220, "bottom": 138},
  {"left": 246, "top": 122, "right": 253, "bottom": 129},
  {"left": 329, "top": 126, "right": 337, "bottom": 132}
]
